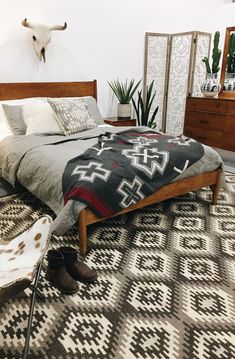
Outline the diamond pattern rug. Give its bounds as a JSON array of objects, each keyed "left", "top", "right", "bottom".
[{"left": 0, "top": 174, "right": 235, "bottom": 359}]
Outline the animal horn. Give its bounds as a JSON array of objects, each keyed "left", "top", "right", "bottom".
[
  {"left": 21, "top": 18, "right": 34, "bottom": 29},
  {"left": 49, "top": 22, "right": 67, "bottom": 31}
]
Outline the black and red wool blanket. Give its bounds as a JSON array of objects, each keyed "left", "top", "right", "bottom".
[{"left": 62, "top": 129, "right": 204, "bottom": 217}]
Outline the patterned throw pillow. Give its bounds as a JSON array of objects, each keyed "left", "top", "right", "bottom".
[{"left": 48, "top": 98, "right": 97, "bottom": 135}]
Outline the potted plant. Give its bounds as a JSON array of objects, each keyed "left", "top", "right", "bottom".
[
  {"left": 201, "top": 31, "right": 222, "bottom": 97},
  {"left": 108, "top": 79, "right": 141, "bottom": 120},
  {"left": 132, "top": 80, "right": 158, "bottom": 129},
  {"left": 224, "top": 33, "right": 235, "bottom": 91},
  {"left": 227, "top": 33, "right": 235, "bottom": 73}
]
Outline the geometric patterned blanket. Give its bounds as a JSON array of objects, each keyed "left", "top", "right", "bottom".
[
  {"left": 0, "top": 173, "right": 234, "bottom": 358},
  {"left": 62, "top": 130, "right": 204, "bottom": 217}
]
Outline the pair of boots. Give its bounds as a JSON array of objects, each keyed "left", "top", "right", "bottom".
[{"left": 46, "top": 247, "right": 97, "bottom": 294}]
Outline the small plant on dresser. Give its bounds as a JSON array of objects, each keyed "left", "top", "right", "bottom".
[
  {"left": 201, "top": 31, "right": 222, "bottom": 97},
  {"left": 224, "top": 33, "right": 235, "bottom": 91}
]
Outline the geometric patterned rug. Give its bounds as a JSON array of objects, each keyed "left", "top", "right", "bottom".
[{"left": 0, "top": 174, "right": 235, "bottom": 359}]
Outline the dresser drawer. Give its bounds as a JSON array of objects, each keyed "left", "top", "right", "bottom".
[
  {"left": 184, "top": 126, "right": 223, "bottom": 148},
  {"left": 221, "top": 134, "right": 235, "bottom": 151},
  {"left": 185, "top": 96, "right": 235, "bottom": 151},
  {"left": 186, "top": 97, "right": 227, "bottom": 113},
  {"left": 224, "top": 117, "right": 235, "bottom": 133},
  {"left": 225, "top": 101, "right": 235, "bottom": 115},
  {"left": 184, "top": 111, "right": 224, "bottom": 131}
]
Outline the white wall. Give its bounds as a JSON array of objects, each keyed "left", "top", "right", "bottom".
[{"left": 0, "top": 0, "right": 235, "bottom": 116}]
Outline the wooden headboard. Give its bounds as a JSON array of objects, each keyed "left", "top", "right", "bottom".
[{"left": 0, "top": 80, "right": 97, "bottom": 101}]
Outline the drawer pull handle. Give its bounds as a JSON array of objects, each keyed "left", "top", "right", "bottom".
[{"left": 200, "top": 120, "right": 208, "bottom": 124}]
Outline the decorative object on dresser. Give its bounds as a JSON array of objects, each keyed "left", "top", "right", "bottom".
[
  {"left": 144, "top": 31, "right": 211, "bottom": 136},
  {"left": 104, "top": 118, "right": 136, "bottom": 126},
  {"left": 201, "top": 31, "right": 222, "bottom": 97},
  {"left": 220, "top": 26, "right": 235, "bottom": 97},
  {"left": 226, "top": 32, "right": 235, "bottom": 74},
  {"left": 108, "top": 79, "right": 140, "bottom": 120},
  {"left": 201, "top": 73, "right": 221, "bottom": 98},
  {"left": 21, "top": 18, "right": 67, "bottom": 63},
  {"left": 184, "top": 96, "right": 235, "bottom": 151},
  {"left": 224, "top": 72, "right": 235, "bottom": 91},
  {"left": 132, "top": 80, "right": 158, "bottom": 129}
]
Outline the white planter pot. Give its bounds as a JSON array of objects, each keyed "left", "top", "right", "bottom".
[
  {"left": 201, "top": 73, "right": 221, "bottom": 98},
  {"left": 224, "top": 73, "right": 235, "bottom": 91},
  {"left": 117, "top": 103, "right": 131, "bottom": 120}
]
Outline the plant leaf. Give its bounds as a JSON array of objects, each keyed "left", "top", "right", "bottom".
[{"left": 108, "top": 79, "right": 141, "bottom": 103}]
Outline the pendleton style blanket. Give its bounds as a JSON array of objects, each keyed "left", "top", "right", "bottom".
[{"left": 62, "top": 130, "right": 205, "bottom": 217}]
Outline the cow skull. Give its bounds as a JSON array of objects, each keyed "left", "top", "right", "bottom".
[{"left": 22, "top": 18, "right": 67, "bottom": 62}]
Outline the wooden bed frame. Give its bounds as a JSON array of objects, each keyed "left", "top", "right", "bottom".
[{"left": 0, "top": 80, "right": 222, "bottom": 256}]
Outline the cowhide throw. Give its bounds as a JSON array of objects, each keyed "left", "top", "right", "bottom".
[{"left": 0, "top": 216, "right": 52, "bottom": 290}]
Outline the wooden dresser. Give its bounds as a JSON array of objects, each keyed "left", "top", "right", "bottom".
[{"left": 184, "top": 96, "right": 235, "bottom": 151}]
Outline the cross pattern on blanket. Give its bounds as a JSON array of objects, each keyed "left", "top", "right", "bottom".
[
  {"left": 117, "top": 177, "right": 145, "bottom": 208},
  {"left": 167, "top": 136, "right": 196, "bottom": 146},
  {"left": 62, "top": 129, "right": 205, "bottom": 217},
  {"left": 129, "top": 136, "right": 159, "bottom": 146},
  {"left": 122, "top": 146, "right": 169, "bottom": 178},
  {"left": 72, "top": 162, "right": 111, "bottom": 183}
]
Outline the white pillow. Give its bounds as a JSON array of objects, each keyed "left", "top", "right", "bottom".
[
  {"left": 0, "top": 97, "right": 47, "bottom": 106},
  {"left": 0, "top": 132, "right": 11, "bottom": 142},
  {"left": 0, "top": 97, "right": 47, "bottom": 136},
  {"left": 23, "top": 102, "right": 63, "bottom": 135}
]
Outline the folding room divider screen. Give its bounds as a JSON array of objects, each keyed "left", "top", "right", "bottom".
[{"left": 144, "top": 31, "right": 211, "bottom": 136}]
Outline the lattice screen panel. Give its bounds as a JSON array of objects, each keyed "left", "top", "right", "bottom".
[
  {"left": 165, "top": 32, "right": 194, "bottom": 136},
  {"left": 144, "top": 33, "right": 170, "bottom": 131},
  {"left": 191, "top": 33, "right": 211, "bottom": 97},
  {"left": 144, "top": 31, "right": 211, "bottom": 136}
]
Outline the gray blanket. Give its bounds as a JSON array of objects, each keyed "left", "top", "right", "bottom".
[{"left": 0, "top": 127, "right": 223, "bottom": 234}]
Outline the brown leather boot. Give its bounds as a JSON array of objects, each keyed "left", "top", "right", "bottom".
[
  {"left": 46, "top": 249, "right": 79, "bottom": 294},
  {"left": 59, "top": 246, "right": 98, "bottom": 283}
]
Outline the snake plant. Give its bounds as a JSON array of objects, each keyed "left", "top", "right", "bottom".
[
  {"left": 108, "top": 79, "right": 141, "bottom": 104},
  {"left": 132, "top": 80, "right": 158, "bottom": 129}
]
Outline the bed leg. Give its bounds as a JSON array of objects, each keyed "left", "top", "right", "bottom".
[
  {"left": 212, "top": 169, "right": 222, "bottom": 205},
  {"left": 78, "top": 209, "right": 87, "bottom": 257}
]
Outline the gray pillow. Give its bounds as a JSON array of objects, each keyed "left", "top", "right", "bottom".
[
  {"left": 2, "top": 104, "right": 26, "bottom": 135},
  {"left": 83, "top": 97, "right": 104, "bottom": 125},
  {"left": 48, "top": 98, "right": 97, "bottom": 135}
]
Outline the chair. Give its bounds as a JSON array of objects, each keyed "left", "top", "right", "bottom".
[{"left": 0, "top": 215, "right": 52, "bottom": 359}]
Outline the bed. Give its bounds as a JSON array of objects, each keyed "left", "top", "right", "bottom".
[{"left": 0, "top": 80, "right": 222, "bottom": 256}]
